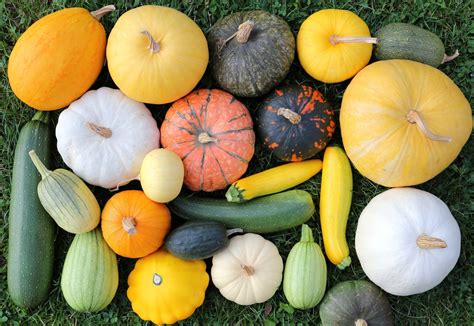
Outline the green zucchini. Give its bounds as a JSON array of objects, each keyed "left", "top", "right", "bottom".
[
  {"left": 375, "top": 23, "right": 458, "bottom": 67},
  {"left": 8, "top": 111, "right": 55, "bottom": 308},
  {"left": 168, "top": 190, "right": 315, "bottom": 233}
]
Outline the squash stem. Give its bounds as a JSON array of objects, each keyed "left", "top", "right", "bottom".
[
  {"left": 355, "top": 319, "right": 368, "bottom": 326},
  {"left": 87, "top": 122, "right": 112, "bottom": 138},
  {"left": 417, "top": 235, "right": 447, "bottom": 249},
  {"left": 277, "top": 108, "right": 301, "bottom": 124},
  {"left": 31, "top": 111, "right": 50, "bottom": 124},
  {"left": 242, "top": 265, "right": 255, "bottom": 276},
  {"left": 225, "top": 185, "right": 245, "bottom": 203},
  {"left": 141, "top": 30, "right": 160, "bottom": 53},
  {"left": 29, "top": 150, "right": 51, "bottom": 179},
  {"left": 236, "top": 20, "right": 255, "bottom": 43},
  {"left": 226, "top": 228, "right": 243, "bottom": 237},
  {"left": 330, "top": 35, "right": 378, "bottom": 45},
  {"left": 90, "top": 4, "right": 115, "bottom": 20},
  {"left": 122, "top": 217, "right": 137, "bottom": 235},
  {"left": 336, "top": 256, "right": 352, "bottom": 270},
  {"left": 406, "top": 110, "right": 451, "bottom": 142},
  {"left": 300, "top": 224, "right": 314, "bottom": 242},
  {"left": 198, "top": 132, "right": 218, "bottom": 144},
  {"left": 441, "top": 50, "right": 460, "bottom": 64}
]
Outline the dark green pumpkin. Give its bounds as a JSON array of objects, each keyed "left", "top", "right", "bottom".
[
  {"left": 165, "top": 221, "right": 240, "bottom": 260},
  {"left": 320, "top": 280, "right": 394, "bottom": 326},
  {"left": 256, "top": 85, "right": 336, "bottom": 162},
  {"left": 208, "top": 10, "right": 295, "bottom": 97}
]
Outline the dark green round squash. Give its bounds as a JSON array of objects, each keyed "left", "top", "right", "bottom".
[
  {"left": 256, "top": 85, "right": 335, "bottom": 161},
  {"left": 207, "top": 10, "right": 295, "bottom": 97},
  {"left": 320, "top": 280, "right": 394, "bottom": 326},
  {"left": 165, "top": 220, "right": 241, "bottom": 260}
]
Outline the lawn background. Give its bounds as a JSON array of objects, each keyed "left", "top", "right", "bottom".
[{"left": 0, "top": 0, "right": 473, "bottom": 324}]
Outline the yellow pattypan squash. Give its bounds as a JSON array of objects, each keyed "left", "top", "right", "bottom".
[{"left": 127, "top": 249, "right": 209, "bottom": 324}]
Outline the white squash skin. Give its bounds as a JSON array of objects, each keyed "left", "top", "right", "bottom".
[
  {"left": 56, "top": 87, "right": 160, "bottom": 189},
  {"left": 211, "top": 233, "right": 283, "bottom": 305},
  {"left": 355, "top": 188, "right": 461, "bottom": 296}
]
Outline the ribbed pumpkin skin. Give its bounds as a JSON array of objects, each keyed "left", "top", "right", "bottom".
[
  {"left": 8, "top": 8, "right": 107, "bottom": 110},
  {"left": 161, "top": 89, "right": 255, "bottom": 192},
  {"left": 375, "top": 23, "right": 445, "bottom": 67},
  {"left": 208, "top": 10, "right": 295, "bottom": 97},
  {"left": 165, "top": 221, "right": 229, "bottom": 260},
  {"left": 61, "top": 229, "right": 119, "bottom": 312},
  {"left": 283, "top": 224, "right": 327, "bottom": 309},
  {"left": 319, "top": 280, "right": 394, "bottom": 326},
  {"left": 257, "top": 85, "right": 335, "bottom": 161}
]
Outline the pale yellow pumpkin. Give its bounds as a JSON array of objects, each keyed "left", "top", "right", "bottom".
[
  {"left": 340, "top": 60, "right": 472, "bottom": 187},
  {"left": 297, "top": 9, "right": 374, "bottom": 83},
  {"left": 106, "top": 5, "right": 209, "bottom": 104}
]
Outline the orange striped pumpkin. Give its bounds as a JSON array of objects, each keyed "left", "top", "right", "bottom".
[{"left": 161, "top": 89, "right": 255, "bottom": 192}]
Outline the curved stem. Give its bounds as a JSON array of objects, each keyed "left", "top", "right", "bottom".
[
  {"left": 441, "top": 50, "right": 460, "bottom": 64},
  {"left": 122, "top": 217, "right": 137, "bottom": 235},
  {"left": 277, "top": 108, "right": 301, "bottom": 124},
  {"left": 90, "top": 4, "right": 115, "bottom": 20},
  {"left": 355, "top": 319, "right": 368, "bottom": 326},
  {"left": 226, "top": 228, "right": 243, "bottom": 237},
  {"left": 300, "top": 224, "right": 314, "bottom": 242},
  {"left": 29, "top": 150, "right": 51, "bottom": 179},
  {"left": 198, "top": 132, "right": 218, "bottom": 144},
  {"left": 406, "top": 110, "right": 451, "bottom": 142},
  {"left": 242, "top": 265, "right": 255, "bottom": 276},
  {"left": 141, "top": 30, "right": 160, "bottom": 53},
  {"left": 417, "top": 235, "right": 447, "bottom": 249},
  {"left": 330, "top": 35, "right": 378, "bottom": 45},
  {"left": 87, "top": 122, "right": 112, "bottom": 138}
]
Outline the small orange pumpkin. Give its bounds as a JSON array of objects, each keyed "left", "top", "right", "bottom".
[{"left": 101, "top": 190, "right": 171, "bottom": 258}]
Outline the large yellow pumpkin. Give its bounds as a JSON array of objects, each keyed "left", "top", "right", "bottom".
[
  {"left": 127, "top": 249, "right": 209, "bottom": 324},
  {"left": 341, "top": 60, "right": 472, "bottom": 187},
  {"left": 297, "top": 9, "right": 374, "bottom": 83},
  {"left": 8, "top": 6, "right": 114, "bottom": 111},
  {"left": 106, "top": 5, "right": 209, "bottom": 105}
]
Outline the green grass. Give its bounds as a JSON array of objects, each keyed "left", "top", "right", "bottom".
[{"left": 1, "top": 0, "right": 473, "bottom": 324}]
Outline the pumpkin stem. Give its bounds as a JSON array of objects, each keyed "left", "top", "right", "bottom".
[
  {"left": 242, "top": 265, "right": 255, "bottom": 276},
  {"left": 87, "top": 122, "right": 112, "bottom": 138},
  {"left": 355, "top": 319, "right": 368, "bottom": 326},
  {"left": 226, "top": 228, "right": 243, "bottom": 237},
  {"left": 406, "top": 110, "right": 452, "bottom": 142},
  {"left": 417, "top": 235, "right": 447, "bottom": 249},
  {"left": 236, "top": 20, "right": 255, "bottom": 43},
  {"left": 122, "top": 217, "right": 137, "bottom": 235},
  {"left": 300, "top": 224, "right": 315, "bottom": 242},
  {"left": 198, "top": 132, "right": 218, "bottom": 144},
  {"left": 329, "top": 35, "right": 378, "bottom": 45},
  {"left": 29, "top": 150, "right": 51, "bottom": 179},
  {"left": 141, "top": 30, "right": 160, "bottom": 53},
  {"left": 277, "top": 108, "right": 301, "bottom": 125},
  {"left": 90, "top": 4, "right": 116, "bottom": 20},
  {"left": 441, "top": 50, "right": 460, "bottom": 64}
]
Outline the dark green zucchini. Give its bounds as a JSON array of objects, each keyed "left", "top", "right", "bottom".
[
  {"left": 165, "top": 220, "right": 241, "bottom": 260},
  {"left": 8, "top": 111, "right": 55, "bottom": 308},
  {"left": 375, "top": 23, "right": 458, "bottom": 67},
  {"left": 168, "top": 190, "right": 315, "bottom": 233}
]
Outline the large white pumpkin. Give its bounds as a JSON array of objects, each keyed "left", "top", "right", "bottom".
[
  {"left": 355, "top": 188, "right": 461, "bottom": 296},
  {"left": 211, "top": 233, "right": 283, "bottom": 305},
  {"left": 56, "top": 87, "right": 160, "bottom": 189}
]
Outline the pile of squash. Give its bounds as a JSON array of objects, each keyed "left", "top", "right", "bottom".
[{"left": 6, "top": 3, "right": 471, "bottom": 325}]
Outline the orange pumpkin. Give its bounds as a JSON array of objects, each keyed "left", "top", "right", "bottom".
[
  {"left": 101, "top": 190, "right": 171, "bottom": 258},
  {"left": 161, "top": 89, "right": 255, "bottom": 192}
]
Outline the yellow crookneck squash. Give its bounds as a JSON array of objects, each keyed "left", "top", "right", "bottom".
[
  {"left": 127, "top": 249, "right": 209, "bottom": 324},
  {"left": 106, "top": 5, "right": 209, "bottom": 104},
  {"left": 8, "top": 5, "right": 114, "bottom": 111},
  {"left": 341, "top": 59, "right": 472, "bottom": 187},
  {"left": 297, "top": 9, "right": 374, "bottom": 83}
]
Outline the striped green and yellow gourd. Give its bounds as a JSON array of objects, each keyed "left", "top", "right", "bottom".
[
  {"left": 61, "top": 228, "right": 119, "bottom": 312},
  {"left": 29, "top": 150, "right": 100, "bottom": 234}
]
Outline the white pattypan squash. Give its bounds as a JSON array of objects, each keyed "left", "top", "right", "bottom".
[
  {"left": 56, "top": 87, "right": 160, "bottom": 189},
  {"left": 355, "top": 188, "right": 461, "bottom": 296},
  {"left": 211, "top": 233, "right": 283, "bottom": 305}
]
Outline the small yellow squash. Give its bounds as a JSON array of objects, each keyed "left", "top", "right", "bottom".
[
  {"left": 127, "top": 249, "right": 209, "bottom": 324},
  {"left": 319, "top": 146, "right": 353, "bottom": 269}
]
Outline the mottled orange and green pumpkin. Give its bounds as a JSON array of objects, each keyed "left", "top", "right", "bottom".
[
  {"left": 161, "top": 89, "right": 255, "bottom": 192},
  {"left": 256, "top": 85, "right": 335, "bottom": 161}
]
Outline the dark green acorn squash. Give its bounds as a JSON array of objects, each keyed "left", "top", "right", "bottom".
[
  {"left": 256, "top": 85, "right": 335, "bottom": 161},
  {"left": 208, "top": 10, "right": 295, "bottom": 97},
  {"left": 320, "top": 280, "right": 394, "bottom": 326}
]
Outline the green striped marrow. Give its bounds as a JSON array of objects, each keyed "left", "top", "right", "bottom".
[
  {"left": 283, "top": 224, "right": 327, "bottom": 309},
  {"left": 61, "top": 228, "right": 118, "bottom": 312},
  {"left": 29, "top": 150, "right": 100, "bottom": 234},
  {"left": 8, "top": 111, "right": 55, "bottom": 308}
]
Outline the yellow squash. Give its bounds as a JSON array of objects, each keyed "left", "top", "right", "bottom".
[
  {"left": 340, "top": 60, "right": 472, "bottom": 187},
  {"left": 297, "top": 9, "right": 374, "bottom": 83},
  {"left": 106, "top": 5, "right": 209, "bottom": 104},
  {"left": 319, "top": 146, "right": 352, "bottom": 270},
  {"left": 226, "top": 160, "right": 322, "bottom": 202},
  {"left": 127, "top": 249, "right": 209, "bottom": 324}
]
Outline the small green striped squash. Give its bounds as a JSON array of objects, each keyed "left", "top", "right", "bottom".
[
  {"left": 283, "top": 224, "right": 327, "bottom": 309},
  {"left": 61, "top": 228, "right": 118, "bottom": 312},
  {"left": 29, "top": 150, "right": 100, "bottom": 234}
]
